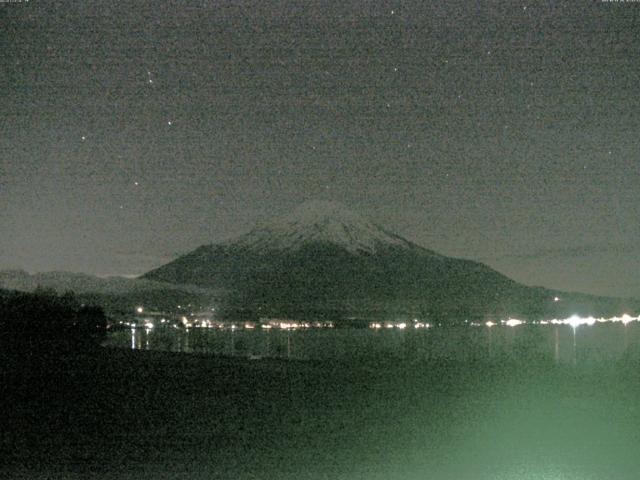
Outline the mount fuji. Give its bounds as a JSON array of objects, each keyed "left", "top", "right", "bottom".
[{"left": 143, "top": 201, "right": 632, "bottom": 321}]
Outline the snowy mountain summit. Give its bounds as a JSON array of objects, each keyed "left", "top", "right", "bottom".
[{"left": 227, "top": 200, "right": 419, "bottom": 254}]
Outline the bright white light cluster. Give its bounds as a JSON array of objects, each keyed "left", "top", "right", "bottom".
[
  {"left": 504, "top": 319, "right": 524, "bottom": 327},
  {"left": 366, "top": 315, "right": 639, "bottom": 330},
  {"left": 124, "top": 314, "right": 638, "bottom": 332},
  {"left": 369, "top": 321, "right": 431, "bottom": 330},
  {"left": 261, "top": 320, "right": 334, "bottom": 330},
  {"left": 496, "top": 314, "right": 639, "bottom": 328}
]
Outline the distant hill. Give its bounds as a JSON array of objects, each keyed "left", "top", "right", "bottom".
[
  {"left": 0, "top": 270, "right": 222, "bottom": 315},
  {"left": 143, "top": 201, "right": 637, "bottom": 321}
]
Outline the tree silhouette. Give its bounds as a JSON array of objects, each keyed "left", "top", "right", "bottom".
[{"left": 0, "top": 289, "right": 106, "bottom": 356}]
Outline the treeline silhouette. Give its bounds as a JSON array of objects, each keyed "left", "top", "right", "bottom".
[{"left": 0, "top": 287, "right": 107, "bottom": 356}]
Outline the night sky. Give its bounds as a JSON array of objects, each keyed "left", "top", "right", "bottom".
[{"left": 2, "top": 0, "right": 639, "bottom": 298}]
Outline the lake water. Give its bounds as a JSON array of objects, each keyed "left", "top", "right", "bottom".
[
  {"left": 104, "top": 322, "right": 640, "bottom": 365},
  {"left": 7, "top": 321, "right": 640, "bottom": 480}
]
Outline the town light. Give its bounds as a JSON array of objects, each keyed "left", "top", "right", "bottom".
[{"left": 621, "top": 314, "right": 634, "bottom": 325}]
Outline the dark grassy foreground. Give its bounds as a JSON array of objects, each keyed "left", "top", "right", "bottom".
[{"left": 2, "top": 347, "right": 640, "bottom": 479}]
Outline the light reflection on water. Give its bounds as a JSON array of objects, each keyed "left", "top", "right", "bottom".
[{"left": 104, "top": 322, "right": 640, "bottom": 364}]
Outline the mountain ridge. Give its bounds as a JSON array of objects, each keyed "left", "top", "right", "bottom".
[
  {"left": 0, "top": 269, "right": 213, "bottom": 295},
  {"left": 0, "top": 269, "right": 221, "bottom": 315},
  {"left": 143, "top": 201, "right": 637, "bottom": 321}
]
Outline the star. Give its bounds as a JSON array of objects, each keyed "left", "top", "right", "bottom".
[
  {"left": 167, "top": 120, "right": 173, "bottom": 126},
  {"left": 134, "top": 181, "right": 139, "bottom": 186},
  {"left": 81, "top": 136, "right": 86, "bottom": 141}
]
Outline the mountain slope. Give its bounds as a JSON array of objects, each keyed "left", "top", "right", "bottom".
[{"left": 143, "top": 201, "right": 634, "bottom": 321}]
